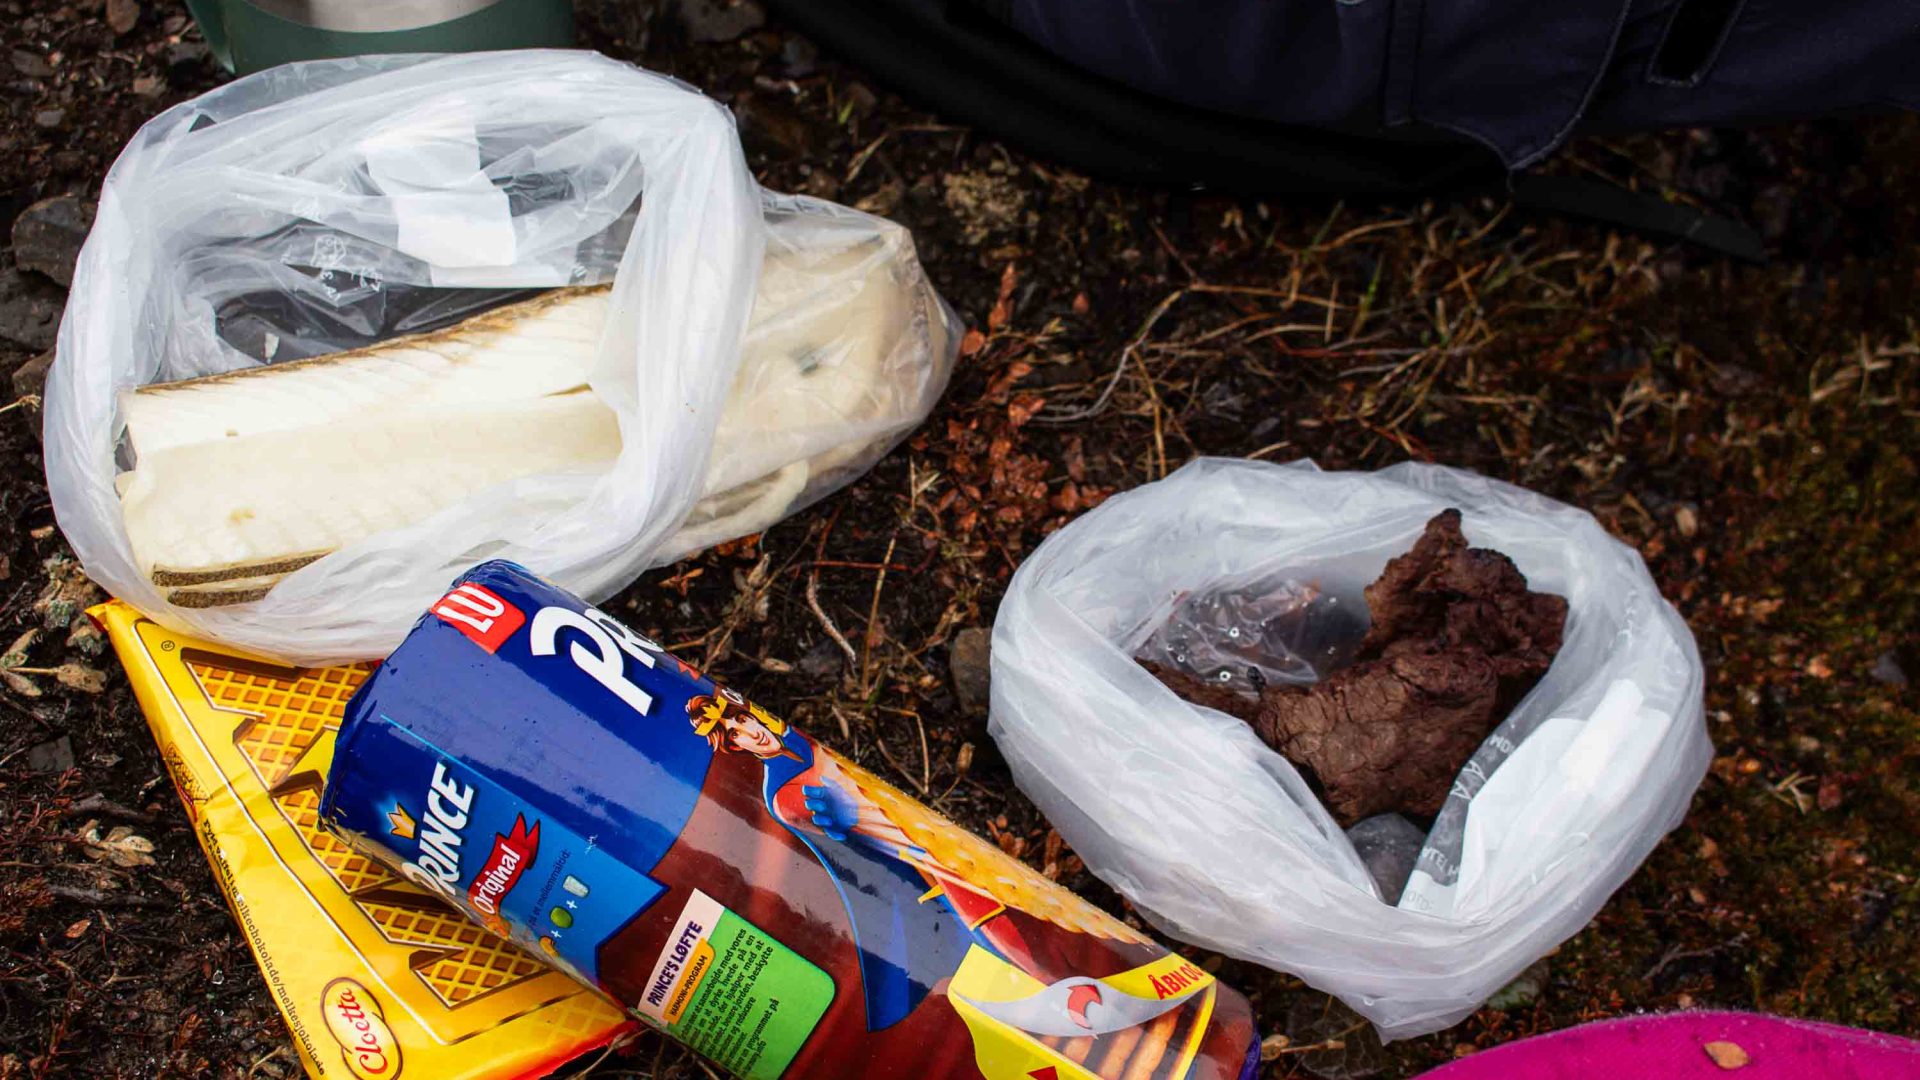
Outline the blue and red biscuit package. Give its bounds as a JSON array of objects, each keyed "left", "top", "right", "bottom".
[{"left": 321, "top": 561, "right": 1261, "bottom": 1080}]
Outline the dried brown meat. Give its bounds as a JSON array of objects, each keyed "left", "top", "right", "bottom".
[
  {"left": 1140, "top": 660, "right": 1260, "bottom": 724},
  {"left": 1252, "top": 643, "right": 1500, "bottom": 822},
  {"left": 1145, "top": 509, "right": 1567, "bottom": 826}
]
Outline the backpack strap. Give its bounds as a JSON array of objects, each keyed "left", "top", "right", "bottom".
[{"left": 1510, "top": 173, "right": 1766, "bottom": 263}]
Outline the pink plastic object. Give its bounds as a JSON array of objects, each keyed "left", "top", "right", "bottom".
[{"left": 1417, "top": 1011, "right": 1920, "bottom": 1079}]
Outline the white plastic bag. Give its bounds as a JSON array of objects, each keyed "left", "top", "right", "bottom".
[
  {"left": 988, "top": 458, "right": 1709, "bottom": 1039},
  {"left": 45, "top": 52, "right": 955, "bottom": 664}
]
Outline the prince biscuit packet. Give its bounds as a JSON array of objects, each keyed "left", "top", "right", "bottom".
[
  {"left": 93, "top": 600, "right": 632, "bottom": 1080},
  {"left": 318, "top": 562, "right": 1263, "bottom": 1080}
]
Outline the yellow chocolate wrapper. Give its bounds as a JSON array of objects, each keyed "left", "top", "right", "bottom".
[{"left": 94, "top": 601, "right": 632, "bottom": 1080}]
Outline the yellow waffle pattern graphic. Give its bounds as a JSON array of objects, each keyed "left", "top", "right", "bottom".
[
  {"left": 275, "top": 783, "right": 391, "bottom": 896},
  {"left": 207, "top": 660, "right": 367, "bottom": 789},
  {"left": 187, "top": 651, "right": 558, "bottom": 1009},
  {"left": 419, "top": 944, "right": 552, "bottom": 1006},
  {"left": 95, "top": 602, "right": 630, "bottom": 1080}
]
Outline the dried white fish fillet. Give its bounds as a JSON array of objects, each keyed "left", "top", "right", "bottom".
[
  {"left": 706, "top": 236, "right": 906, "bottom": 495},
  {"left": 161, "top": 462, "right": 815, "bottom": 608},
  {"left": 658, "top": 461, "right": 810, "bottom": 565},
  {"left": 122, "top": 288, "right": 610, "bottom": 457},
  {"left": 122, "top": 391, "right": 620, "bottom": 584},
  {"left": 116, "top": 227, "right": 922, "bottom": 604}
]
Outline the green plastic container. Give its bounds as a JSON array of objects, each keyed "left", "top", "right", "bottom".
[{"left": 185, "top": 0, "right": 575, "bottom": 75}]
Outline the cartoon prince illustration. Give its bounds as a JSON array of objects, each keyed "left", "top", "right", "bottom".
[{"left": 688, "top": 687, "right": 1121, "bottom": 1032}]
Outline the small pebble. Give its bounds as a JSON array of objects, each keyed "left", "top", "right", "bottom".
[
  {"left": 11, "top": 49, "right": 52, "bottom": 78},
  {"left": 778, "top": 36, "right": 817, "bottom": 78},
  {"left": 1347, "top": 813, "right": 1425, "bottom": 906}
]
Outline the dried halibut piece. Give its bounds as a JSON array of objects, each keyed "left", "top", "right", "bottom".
[
  {"left": 703, "top": 227, "right": 914, "bottom": 496},
  {"left": 121, "top": 390, "right": 622, "bottom": 586},
  {"left": 644, "top": 460, "right": 810, "bottom": 567},
  {"left": 151, "top": 552, "right": 325, "bottom": 588},
  {"left": 117, "top": 226, "right": 928, "bottom": 604},
  {"left": 121, "top": 287, "right": 609, "bottom": 457},
  {"left": 162, "top": 464, "right": 817, "bottom": 610},
  {"left": 168, "top": 581, "right": 277, "bottom": 609},
  {"left": 1144, "top": 509, "right": 1567, "bottom": 827}
]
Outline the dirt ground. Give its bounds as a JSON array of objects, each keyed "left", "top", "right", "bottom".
[{"left": 1, "top": 2, "right": 1915, "bottom": 1078}]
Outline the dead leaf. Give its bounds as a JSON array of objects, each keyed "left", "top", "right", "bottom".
[
  {"left": 65, "top": 617, "right": 105, "bottom": 656},
  {"left": 49, "top": 662, "right": 107, "bottom": 694},
  {"left": 1703, "top": 1040, "right": 1750, "bottom": 1069},
  {"left": 1805, "top": 655, "right": 1834, "bottom": 679},
  {"left": 658, "top": 566, "right": 704, "bottom": 597},
  {"left": 988, "top": 263, "right": 1018, "bottom": 332},
  {"left": 25, "top": 736, "right": 73, "bottom": 773},
  {"left": 989, "top": 821, "right": 1024, "bottom": 858},
  {"left": 35, "top": 556, "right": 104, "bottom": 632},
  {"left": 983, "top": 360, "right": 1033, "bottom": 402},
  {"left": 1, "top": 628, "right": 37, "bottom": 667},
  {"left": 81, "top": 821, "right": 157, "bottom": 868},
  {"left": 1007, "top": 393, "right": 1046, "bottom": 428},
  {"left": 1, "top": 670, "right": 40, "bottom": 698},
  {"left": 63, "top": 918, "right": 90, "bottom": 939},
  {"left": 1063, "top": 436, "right": 1087, "bottom": 481},
  {"left": 733, "top": 555, "right": 773, "bottom": 622},
  {"left": 1817, "top": 775, "right": 1844, "bottom": 811},
  {"left": 105, "top": 0, "right": 140, "bottom": 34},
  {"left": 1260, "top": 1034, "right": 1291, "bottom": 1061}
]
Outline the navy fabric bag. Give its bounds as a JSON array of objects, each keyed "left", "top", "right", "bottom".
[
  {"left": 766, "top": 0, "right": 1919, "bottom": 255},
  {"left": 988, "top": 0, "right": 1920, "bottom": 169}
]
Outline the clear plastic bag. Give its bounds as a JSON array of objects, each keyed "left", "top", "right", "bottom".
[
  {"left": 45, "top": 52, "right": 956, "bottom": 664},
  {"left": 1134, "top": 574, "right": 1366, "bottom": 694},
  {"left": 988, "top": 458, "right": 1710, "bottom": 1039}
]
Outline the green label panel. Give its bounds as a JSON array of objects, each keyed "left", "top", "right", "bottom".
[{"left": 638, "top": 890, "right": 832, "bottom": 1080}]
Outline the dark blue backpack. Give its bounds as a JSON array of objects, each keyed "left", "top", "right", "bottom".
[{"left": 767, "top": 0, "right": 1920, "bottom": 257}]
